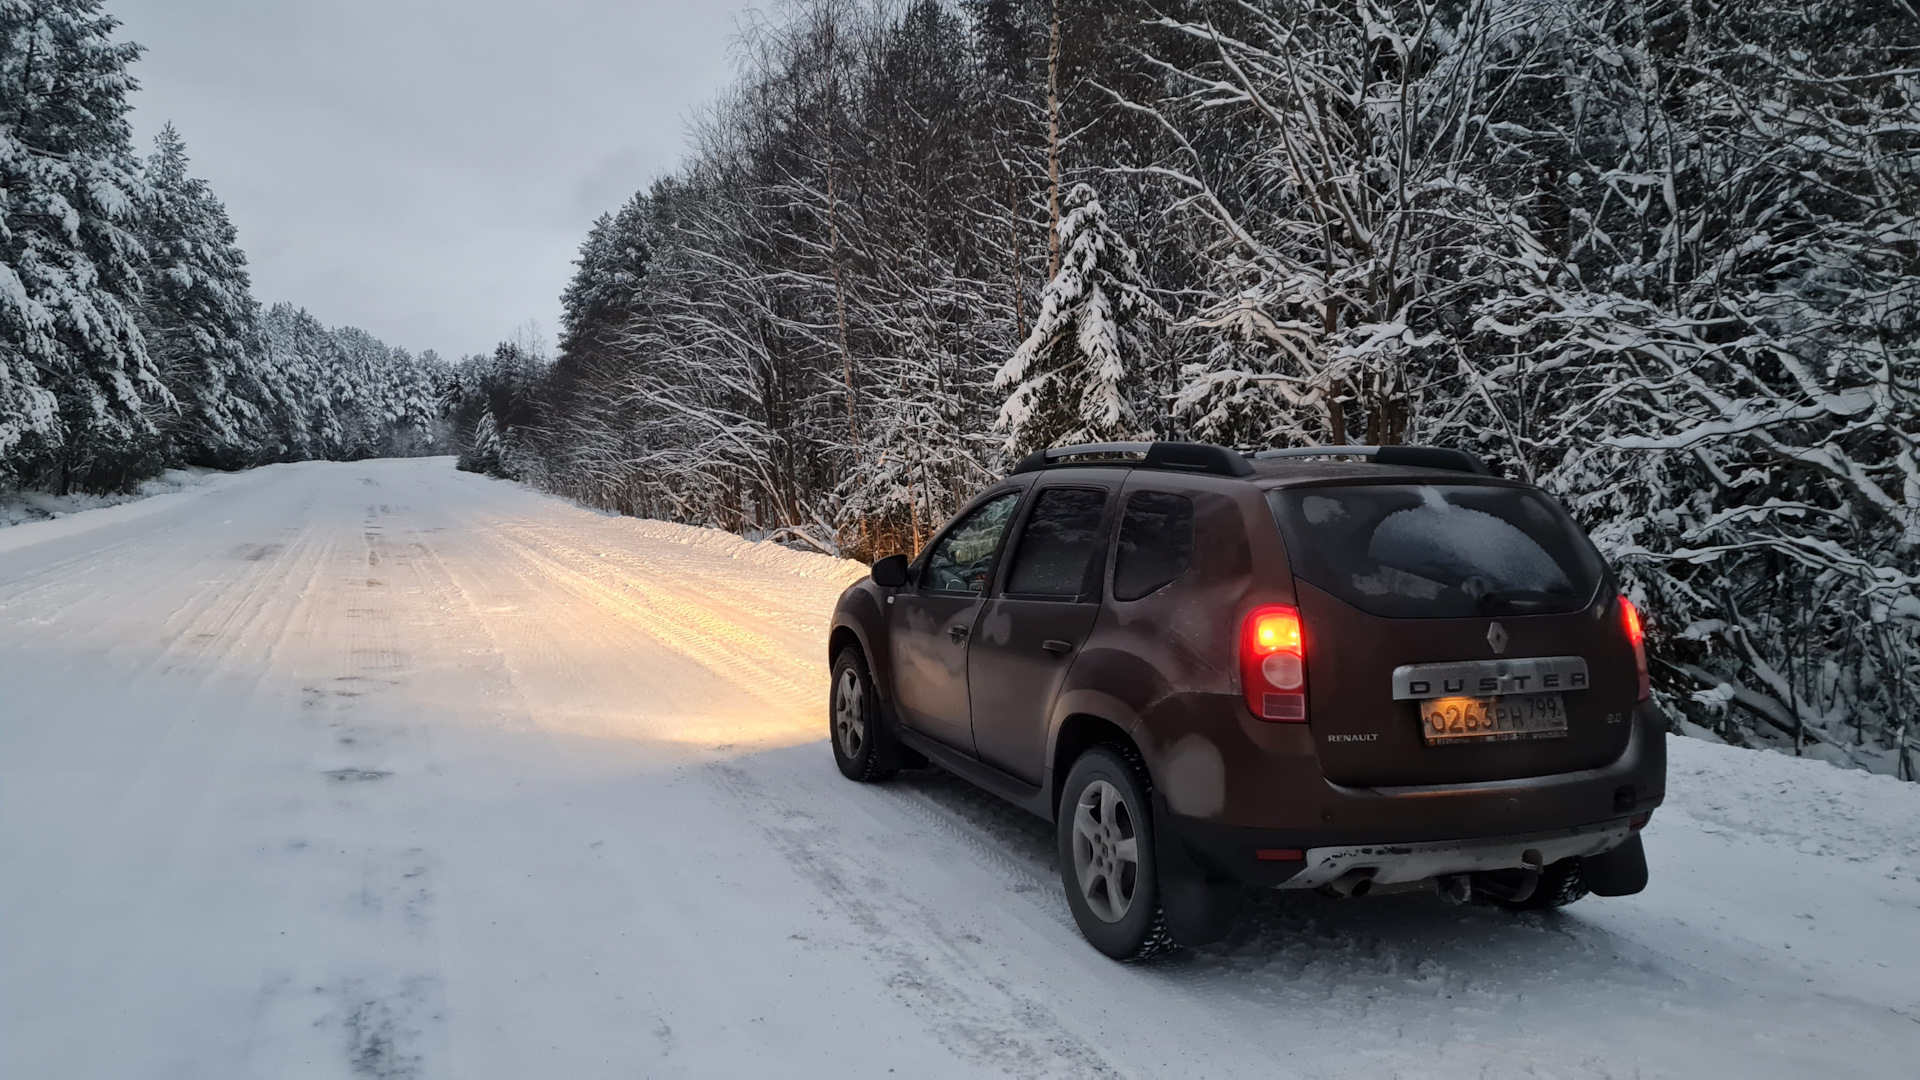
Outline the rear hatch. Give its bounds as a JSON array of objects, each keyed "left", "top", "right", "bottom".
[{"left": 1268, "top": 481, "right": 1638, "bottom": 787}]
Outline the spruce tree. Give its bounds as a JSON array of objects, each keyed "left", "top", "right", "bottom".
[
  {"left": 136, "top": 122, "right": 264, "bottom": 469},
  {"left": 994, "top": 183, "right": 1157, "bottom": 455},
  {"left": 256, "top": 303, "right": 338, "bottom": 459},
  {"left": 558, "top": 193, "right": 651, "bottom": 363},
  {"left": 0, "top": 0, "right": 165, "bottom": 491}
]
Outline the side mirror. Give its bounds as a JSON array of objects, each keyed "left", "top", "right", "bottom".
[{"left": 870, "top": 553, "right": 910, "bottom": 588}]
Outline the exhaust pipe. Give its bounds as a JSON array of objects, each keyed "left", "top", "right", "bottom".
[
  {"left": 1321, "top": 868, "right": 1377, "bottom": 898},
  {"left": 1473, "top": 848, "right": 1544, "bottom": 904}
]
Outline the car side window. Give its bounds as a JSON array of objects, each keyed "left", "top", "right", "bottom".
[
  {"left": 1003, "top": 487, "right": 1109, "bottom": 600},
  {"left": 1112, "top": 491, "right": 1194, "bottom": 601},
  {"left": 922, "top": 492, "right": 1021, "bottom": 595}
]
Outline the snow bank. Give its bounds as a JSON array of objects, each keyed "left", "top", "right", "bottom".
[
  {"left": 1665, "top": 735, "right": 1920, "bottom": 876},
  {"left": 0, "top": 466, "right": 232, "bottom": 529},
  {"left": 0, "top": 466, "right": 256, "bottom": 555},
  {"left": 600, "top": 516, "right": 871, "bottom": 585}
]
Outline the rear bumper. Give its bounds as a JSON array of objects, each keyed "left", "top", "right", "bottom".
[
  {"left": 1279, "top": 818, "right": 1632, "bottom": 889},
  {"left": 1144, "top": 698, "right": 1667, "bottom": 888}
]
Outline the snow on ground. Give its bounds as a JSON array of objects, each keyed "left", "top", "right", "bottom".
[
  {"left": 2, "top": 457, "right": 1915, "bottom": 1079},
  {"left": 0, "top": 465, "right": 239, "bottom": 530}
]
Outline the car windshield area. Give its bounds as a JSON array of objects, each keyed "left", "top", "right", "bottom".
[{"left": 1267, "top": 483, "right": 1605, "bottom": 618}]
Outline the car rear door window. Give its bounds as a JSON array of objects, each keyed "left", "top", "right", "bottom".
[
  {"left": 922, "top": 492, "right": 1020, "bottom": 595},
  {"left": 1112, "top": 491, "right": 1194, "bottom": 601},
  {"left": 1268, "top": 484, "right": 1604, "bottom": 618},
  {"left": 1003, "top": 487, "right": 1108, "bottom": 599}
]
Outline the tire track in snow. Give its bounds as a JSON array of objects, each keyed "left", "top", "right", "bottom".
[
  {"left": 876, "top": 778, "right": 1076, "bottom": 931},
  {"left": 705, "top": 761, "right": 1122, "bottom": 1079},
  {"left": 253, "top": 491, "right": 448, "bottom": 1079}
]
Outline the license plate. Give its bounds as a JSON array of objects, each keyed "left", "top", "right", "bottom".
[{"left": 1419, "top": 693, "right": 1568, "bottom": 744}]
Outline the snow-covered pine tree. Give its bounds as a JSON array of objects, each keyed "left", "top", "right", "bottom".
[
  {"left": 995, "top": 182, "right": 1157, "bottom": 455},
  {"left": 0, "top": 0, "right": 166, "bottom": 492},
  {"left": 330, "top": 325, "right": 398, "bottom": 457},
  {"left": 135, "top": 122, "right": 265, "bottom": 469},
  {"left": 446, "top": 339, "right": 544, "bottom": 478},
  {"left": 383, "top": 344, "right": 443, "bottom": 456},
  {"left": 457, "top": 409, "right": 504, "bottom": 476},
  {"left": 255, "top": 303, "right": 340, "bottom": 459},
  {"left": 558, "top": 193, "right": 652, "bottom": 364}
]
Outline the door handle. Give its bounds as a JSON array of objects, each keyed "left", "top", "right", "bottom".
[
  {"left": 1041, "top": 639, "right": 1073, "bottom": 655},
  {"left": 947, "top": 624, "right": 970, "bottom": 643}
]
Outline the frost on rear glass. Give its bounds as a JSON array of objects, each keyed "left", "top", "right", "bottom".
[{"left": 1268, "top": 484, "right": 1603, "bottom": 619}]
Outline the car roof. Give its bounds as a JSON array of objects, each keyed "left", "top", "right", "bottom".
[
  {"left": 1248, "top": 460, "right": 1529, "bottom": 491},
  {"left": 1007, "top": 441, "right": 1533, "bottom": 493}
]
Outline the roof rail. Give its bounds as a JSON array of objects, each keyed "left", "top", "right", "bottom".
[
  {"left": 1254, "top": 445, "right": 1493, "bottom": 476},
  {"left": 1010, "top": 440, "right": 1255, "bottom": 478}
]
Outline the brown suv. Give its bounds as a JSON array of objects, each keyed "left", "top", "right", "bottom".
[{"left": 827, "top": 441, "right": 1663, "bottom": 960}]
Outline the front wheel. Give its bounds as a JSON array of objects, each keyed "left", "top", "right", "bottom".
[
  {"left": 829, "top": 648, "right": 895, "bottom": 782},
  {"left": 1057, "top": 747, "right": 1175, "bottom": 962}
]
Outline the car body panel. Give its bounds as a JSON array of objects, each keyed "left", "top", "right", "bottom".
[
  {"left": 868, "top": 477, "right": 1033, "bottom": 753},
  {"left": 967, "top": 471, "right": 1121, "bottom": 783},
  {"left": 1295, "top": 580, "right": 1639, "bottom": 787},
  {"left": 970, "top": 597, "right": 1102, "bottom": 783},
  {"left": 888, "top": 589, "right": 983, "bottom": 753}
]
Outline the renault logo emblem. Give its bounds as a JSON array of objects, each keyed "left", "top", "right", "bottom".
[{"left": 1487, "top": 622, "right": 1509, "bottom": 654}]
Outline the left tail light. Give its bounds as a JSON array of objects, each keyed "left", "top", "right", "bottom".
[
  {"left": 1620, "top": 595, "right": 1651, "bottom": 702},
  {"left": 1242, "top": 604, "right": 1307, "bottom": 721}
]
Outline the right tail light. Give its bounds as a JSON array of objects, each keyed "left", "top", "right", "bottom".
[
  {"left": 1242, "top": 604, "right": 1307, "bottom": 721},
  {"left": 1620, "top": 595, "right": 1651, "bottom": 702}
]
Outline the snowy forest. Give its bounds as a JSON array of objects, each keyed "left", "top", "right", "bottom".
[
  {"left": 447, "top": 0, "right": 1916, "bottom": 776},
  {"left": 0, "top": 0, "right": 448, "bottom": 496},
  {"left": 5, "top": 1, "right": 1914, "bottom": 778}
]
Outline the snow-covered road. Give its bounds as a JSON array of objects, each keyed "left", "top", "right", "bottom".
[{"left": 4, "top": 457, "right": 1916, "bottom": 1079}]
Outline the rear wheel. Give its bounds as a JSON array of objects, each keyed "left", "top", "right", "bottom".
[
  {"left": 829, "top": 649, "right": 895, "bottom": 782},
  {"left": 1057, "top": 747, "right": 1175, "bottom": 962}
]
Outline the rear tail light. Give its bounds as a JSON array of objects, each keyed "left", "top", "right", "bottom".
[
  {"left": 1620, "top": 595, "right": 1651, "bottom": 702},
  {"left": 1242, "top": 604, "right": 1307, "bottom": 722}
]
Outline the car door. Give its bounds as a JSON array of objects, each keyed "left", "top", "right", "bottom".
[
  {"left": 888, "top": 489, "right": 1024, "bottom": 754},
  {"left": 966, "top": 482, "right": 1116, "bottom": 785}
]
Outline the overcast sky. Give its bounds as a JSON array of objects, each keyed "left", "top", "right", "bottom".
[{"left": 112, "top": 0, "right": 757, "bottom": 360}]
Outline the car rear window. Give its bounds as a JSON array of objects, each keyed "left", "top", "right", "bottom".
[{"left": 1267, "top": 484, "right": 1604, "bottom": 618}]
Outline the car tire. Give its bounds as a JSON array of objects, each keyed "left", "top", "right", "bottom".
[
  {"left": 829, "top": 648, "right": 896, "bottom": 782},
  {"left": 1488, "top": 857, "right": 1588, "bottom": 911},
  {"left": 1057, "top": 746, "right": 1176, "bottom": 962}
]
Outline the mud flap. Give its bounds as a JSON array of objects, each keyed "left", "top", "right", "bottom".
[
  {"left": 1152, "top": 796, "right": 1244, "bottom": 946},
  {"left": 1581, "top": 833, "right": 1649, "bottom": 896}
]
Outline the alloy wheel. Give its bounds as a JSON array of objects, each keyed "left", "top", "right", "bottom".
[
  {"left": 1071, "top": 779, "right": 1139, "bottom": 922},
  {"left": 833, "top": 667, "right": 866, "bottom": 761}
]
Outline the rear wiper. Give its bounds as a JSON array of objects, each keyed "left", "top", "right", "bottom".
[{"left": 1474, "top": 589, "right": 1566, "bottom": 615}]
